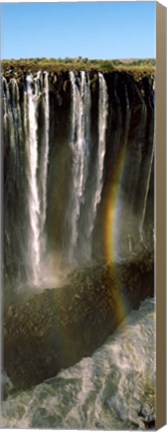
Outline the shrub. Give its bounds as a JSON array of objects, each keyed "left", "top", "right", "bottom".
[{"left": 99, "top": 61, "right": 114, "bottom": 72}]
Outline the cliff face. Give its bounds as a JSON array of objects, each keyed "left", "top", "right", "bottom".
[{"left": 3, "top": 70, "right": 154, "bottom": 294}]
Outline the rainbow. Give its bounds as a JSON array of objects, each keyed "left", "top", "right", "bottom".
[{"left": 104, "top": 145, "right": 130, "bottom": 323}]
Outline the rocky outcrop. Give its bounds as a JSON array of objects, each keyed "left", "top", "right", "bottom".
[{"left": 3, "top": 252, "right": 154, "bottom": 393}]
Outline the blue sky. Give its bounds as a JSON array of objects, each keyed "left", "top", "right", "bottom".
[{"left": 1, "top": 2, "right": 156, "bottom": 60}]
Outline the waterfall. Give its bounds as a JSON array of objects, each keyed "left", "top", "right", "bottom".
[
  {"left": 68, "top": 71, "right": 91, "bottom": 264},
  {"left": 2, "top": 72, "right": 50, "bottom": 287},
  {"left": 67, "top": 72, "right": 108, "bottom": 264},
  {"left": 10, "top": 78, "right": 23, "bottom": 149},
  {"left": 3, "top": 77, "right": 22, "bottom": 153},
  {"left": 39, "top": 72, "right": 50, "bottom": 253},
  {"left": 95, "top": 72, "right": 108, "bottom": 211},
  {"left": 3, "top": 77, "right": 25, "bottom": 286},
  {"left": 23, "top": 72, "right": 49, "bottom": 284},
  {"left": 2, "top": 68, "right": 155, "bottom": 432},
  {"left": 78, "top": 72, "right": 109, "bottom": 262},
  {"left": 3, "top": 77, "right": 12, "bottom": 146},
  {"left": 25, "top": 74, "right": 41, "bottom": 284},
  {"left": 88, "top": 72, "right": 108, "bottom": 235},
  {"left": 3, "top": 70, "right": 154, "bottom": 291}
]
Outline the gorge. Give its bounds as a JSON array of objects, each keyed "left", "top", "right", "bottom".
[{"left": 2, "top": 67, "right": 155, "bottom": 400}]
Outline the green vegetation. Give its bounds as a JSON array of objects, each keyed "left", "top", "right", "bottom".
[
  {"left": 2, "top": 57, "right": 155, "bottom": 80},
  {"left": 98, "top": 60, "right": 114, "bottom": 72},
  {"left": 113, "top": 58, "right": 155, "bottom": 78}
]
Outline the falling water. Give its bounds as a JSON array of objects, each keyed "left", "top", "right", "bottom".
[
  {"left": 25, "top": 74, "right": 41, "bottom": 284},
  {"left": 10, "top": 78, "right": 23, "bottom": 149},
  {"left": 77, "top": 72, "right": 108, "bottom": 262},
  {"left": 88, "top": 72, "right": 108, "bottom": 236},
  {"left": 95, "top": 73, "right": 108, "bottom": 211},
  {"left": 3, "top": 77, "right": 24, "bottom": 286},
  {"left": 3, "top": 77, "right": 17, "bottom": 152},
  {"left": 24, "top": 72, "right": 49, "bottom": 284},
  {"left": 68, "top": 71, "right": 91, "bottom": 264},
  {"left": 39, "top": 72, "right": 50, "bottom": 254},
  {"left": 3, "top": 70, "right": 154, "bottom": 288},
  {"left": 67, "top": 72, "right": 108, "bottom": 264},
  {"left": 2, "top": 77, "right": 8, "bottom": 133}
]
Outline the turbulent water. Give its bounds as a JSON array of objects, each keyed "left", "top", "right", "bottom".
[{"left": 2, "top": 298, "right": 155, "bottom": 429}]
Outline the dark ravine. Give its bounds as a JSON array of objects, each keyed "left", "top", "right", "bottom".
[{"left": 3, "top": 252, "right": 154, "bottom": 392}]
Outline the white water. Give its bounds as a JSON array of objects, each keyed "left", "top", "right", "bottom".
[
  {"left": 2, "top": 77, "right": 9, "bottom": 134},
  {"left": 95, "top": 72, "right": 108, "bottom": 212},
  {"left": 68, "top": 72, "right": 109, "bottom": 264},
  {"left": 39, "top": 72, "right": 50, "bottom": 255},
  {"left": 10, "top": 78, "right": 23, "bottom": 150},
  {"left": 26, "top": 74, "right": 41, "bottom": 284},
  {"left": 2, "top": 298, "right": 155, "bottom": 429},
  {"left": 68, "top": 71, "right": 91, "bottom": 264},
  {"left": 2, "top": 77, "right": 22, "bottom": 152},
  {"left": 88, "top": 72, "right": 108, "bottom": 237},
  {"left": 24, "top": 72, "right": 49, "bottom": 284},
  {"left": 3, "top": 77, "right": 13, "bottom": 147}
]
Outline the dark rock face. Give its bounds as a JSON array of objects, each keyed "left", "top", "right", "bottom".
[
  {"left": 3, "top": 70, "right": 154, "bottom": 282},
  {"left": 3, "top": 253, "right": 154, "bottom": 392},
  {"left": 45, "top": 71, "right": 154, "bottom": 258}
]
